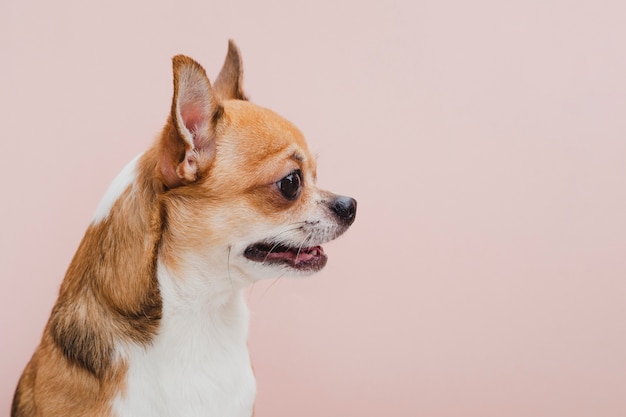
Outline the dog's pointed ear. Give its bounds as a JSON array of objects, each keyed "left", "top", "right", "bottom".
[
  {"left": 213, "top": 40, "right": 247, "bottom": 101},
  {"left": 160, "top": 55, "right": 222, "bottom": 188}
]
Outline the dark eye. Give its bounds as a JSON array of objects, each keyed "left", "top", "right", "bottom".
[{"left": 277, "top": 169, "right": 302, "bottom": 200}]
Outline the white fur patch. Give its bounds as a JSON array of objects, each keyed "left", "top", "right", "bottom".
[
  {"left": 111, "top": 261, "right": 256, "bottom": 417},
  {"left": 92, "top": 154, "right": 142, "bottom": 224}
]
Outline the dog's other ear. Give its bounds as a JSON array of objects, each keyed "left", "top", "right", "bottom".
[
  {"left": 161, "top": 55, "right": 221, "bottom": 188},
  {"left": 213, "top": 40, "right": 247, "bottom": 101}
]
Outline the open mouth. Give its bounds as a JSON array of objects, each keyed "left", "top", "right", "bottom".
[{"left": 244, "top": 241, "right": 327, "bottom": 271}]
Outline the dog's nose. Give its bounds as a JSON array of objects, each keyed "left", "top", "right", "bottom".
[{"left": 331, "top": 196, "right": 357, "bottom": 226}]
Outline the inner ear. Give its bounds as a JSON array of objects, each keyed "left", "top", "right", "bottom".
[
  {"left": 179, "top": 106, "right": 208, "bottom": 144},
  {"left": 160, "top": 55, "right": 222, "bottom": 187},
  {"left": 172, "top": 55, "right": 221, "bottom": 150}
]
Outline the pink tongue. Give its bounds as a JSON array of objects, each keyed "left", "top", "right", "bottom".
[
  {"left": 266, "top": 247, "right": 320, "bottom": 262},
  {"left": 294, "top": 251, "right": 316, "bottom": 262}
]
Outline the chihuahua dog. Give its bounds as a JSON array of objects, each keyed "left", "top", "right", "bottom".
[{"left": 12, "top": 40, "right": 356, "bottom": 417}]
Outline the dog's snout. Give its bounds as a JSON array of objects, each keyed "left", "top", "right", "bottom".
[{"left": 331, "top": 196, "right": 357, "bottom": 226}]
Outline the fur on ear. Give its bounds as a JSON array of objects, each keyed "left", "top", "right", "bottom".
[
  {"left": 213, "top": 40, "right": 247, "bottom": 101},
  {"left": 158, "top": 41, "right": 247, "bottom": 189},
  {"left": 160, "top": 55, "right": 221, "bottom": 188}
]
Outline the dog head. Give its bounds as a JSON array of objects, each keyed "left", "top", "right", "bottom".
[{"left": 154, "top": 41, "right": 356, "bottom": 283}]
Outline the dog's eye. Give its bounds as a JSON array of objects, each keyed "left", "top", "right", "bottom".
[{"left": 277, "top": 169, "right": 302, "bottom": 200}]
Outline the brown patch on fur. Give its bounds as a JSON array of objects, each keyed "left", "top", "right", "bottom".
[
  {"left": 13, "top": 330, "right": 129, "bottom": 417},
  {"left": 12, "top": 153, "right": 164, "bottom": 416}
]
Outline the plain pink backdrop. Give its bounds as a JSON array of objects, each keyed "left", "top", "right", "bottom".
[{"left": 1, "top": 0, "right": 625, "bottom": 416}]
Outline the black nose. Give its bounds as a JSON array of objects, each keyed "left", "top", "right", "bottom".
[{"left": 331, "top": 196, "right": 357, "bottom": 226}]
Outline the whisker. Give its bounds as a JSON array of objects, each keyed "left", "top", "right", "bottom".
[
  {"left": 295, "top": 231, "right": 314, "bottom": 262},
  {"left": 262, "top": 242, "right": 282, "bottom": 264},
  {"left": 227, "top": 245, "right": 234, "bottom": 290},
  {"left": 262, "top": 273, "right": 286, "bottom": 299},
  {"left": 247, "top": 281, "right": 256, "bottom": 303},
  {"left": 261, "top": 224, "right": 307, "bottom": 264}
]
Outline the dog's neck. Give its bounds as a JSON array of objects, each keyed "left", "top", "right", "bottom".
[
  {"left": 156, "top": 256, "right": 250, "bottom": 320},
  {"left": 113, "top": 240, "right": 255, "bottom": 417},
  {"left": 157, "top": 259, "right": 249, "bottom": 336}
]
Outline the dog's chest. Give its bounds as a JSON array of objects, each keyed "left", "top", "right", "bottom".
[{"left": 112, "top": 291, "right": 256, "bottom": 417}]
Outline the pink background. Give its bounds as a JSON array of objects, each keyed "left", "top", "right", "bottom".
[{"left": 1, "top": 0, "right": 625, "bottom": 416}]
